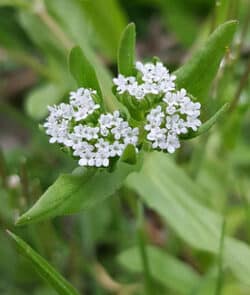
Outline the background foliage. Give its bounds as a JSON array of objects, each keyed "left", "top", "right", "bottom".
[{"left": 1, "top": 0, "right": 250, "bottom": 294}]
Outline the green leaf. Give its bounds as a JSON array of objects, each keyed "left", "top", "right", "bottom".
[
  {"left": 6, "top": 230, "right": 79, "bottom": 295},
  {"left": 118, "top": 23, "right": 136, "bottom": 76},
  {"left": 126, "top": 152, "right": 250, "bottom": 285},
  {"left": 180, "top": 103, "right": 229, "bottom": 139},
  {"left": 69, "top": 46, "right": 102, "bottom": 99},
  {"left": 16, "top": 157, "right": 141, "bottom": 226},
  {"left": 175, "top": 21, "right": 237, "bottom": 99},
  {"left": 25, "top": 83, "right": 66, "bottom": 120},
  {"left": 121, "top": 144, "right": 137, "bottom": 165},
  {"left": 118, "top": 246, "right": 201, "bottom": 294}
]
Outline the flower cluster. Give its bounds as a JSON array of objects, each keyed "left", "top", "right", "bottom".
[
  {"left": 113, "top": 61, "right": 176, "bottom": 100},
  {"left": 44, "top": 88, "right": 139, "bottom": 167},
  {"left": 45, "top": 60, "right": 202, "bottom": 166},
  {"left": 145, "top": 89, "right": 201, "bottom": 153},
  {"left": 113, "top": 61, "right": 201, "bottom": 154}
]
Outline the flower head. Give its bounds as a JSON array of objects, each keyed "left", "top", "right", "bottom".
[
  {"left": 113, "top": 61, "right": 176, "bottom": 101},
  {"left": 145, "top": 89, "right": 201, "bottom": 153},
  {"left": 44, "top": 88, "right": 139, "bottom": 167}
]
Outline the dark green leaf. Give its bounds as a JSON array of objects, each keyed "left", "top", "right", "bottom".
[
  {"left": 16, "top": 157, "right": 141, "bottom": 226},
  {"left": 117, "top": 23, "right": 136, "bottom": 76},
  {"left": 6, "top": 230, "right": 79, "bottom": 295},
  {"left": 180, "top": 103, "right": 229, "bottom": 139},
  {"left": 69, "top": 46, "right": 103, "bottom": 99},
  {"left": 118, "top": 246, "right": 201, "bottom": 294},
  {"left": 175, "top": 21, "right": 237, "bottom": 99}
]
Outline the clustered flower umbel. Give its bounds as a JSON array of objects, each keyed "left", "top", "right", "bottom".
[
  {"left": 44, "top": 88, "right": 139, "bottom": 167},
  {"left": 44, "top": 60, "right": 201, "bottom": 167},
  {"left": 113, "top": 61, "right": 201, "bottom": 154}
]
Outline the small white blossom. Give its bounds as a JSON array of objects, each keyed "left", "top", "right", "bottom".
[{"left": 69, "top": 87, "right": 100, "bottom": 121}]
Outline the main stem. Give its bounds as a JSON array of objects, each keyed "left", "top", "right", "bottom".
[{"left": 136, "top": 199, "right": 152, "bottom": 295}]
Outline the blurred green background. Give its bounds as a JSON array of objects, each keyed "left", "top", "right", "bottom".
[{"left": 1, "top": 0, "right": 250, "bottom": 294}]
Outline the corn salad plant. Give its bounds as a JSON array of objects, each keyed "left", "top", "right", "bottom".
[{"left": 1, "top": 0, "right": 250, "bottom": 294}]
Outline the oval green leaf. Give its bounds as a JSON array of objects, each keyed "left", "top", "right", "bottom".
[{"left": 69, "top": 46, "right": 103, "bottom": 99}]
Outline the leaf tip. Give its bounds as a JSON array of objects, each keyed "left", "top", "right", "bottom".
[
  {"left": 121, "top": 144, "right": 137, "bottom": 165},
  {"left": 5, "top": 229, "right": 16, "bottom": 240}
]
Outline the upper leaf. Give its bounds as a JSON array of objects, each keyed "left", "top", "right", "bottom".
[
  {"left": 175, "top": 20, "right": 237, "bottom": 99},
  {"left": 117, "top": 23, "right": 136, "bottom": 76},
  {"left": 69, "top": 46, "right": 103, "bottom": 99},
  {"left": 7, "top": 230, "right": 79, "bottom": 295}
]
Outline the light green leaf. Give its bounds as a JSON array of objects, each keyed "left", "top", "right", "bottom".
[
  {"left": 25, "top": 83, "right": 66, "bottom": 120},
  {"left": 126, "top": 152, "right": 250, "bottom": 286},
  {"left": 16, "top": 157, "right": 141, "bottom": 226},
  {"left": 69, "top": 46, "right": 102, "bottom": 99},
  {"left": 175, "top": 21, "right": 237, "bottom": 99},
  {"left": 118, "top": 246, "right": 200, "bottom": 294},
  {"left": 180, "top": 103, "right": 229, "bottom": 139},
  {"left": 6, "top": 230, "right": 79, "bottom": 295},
  {"left": 118, "top": 23, "right": 136, "bottom": 76}
]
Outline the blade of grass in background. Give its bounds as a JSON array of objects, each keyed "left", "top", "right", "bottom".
[{"left": 6, "top": 230, "right": 80, "bottom": 295}]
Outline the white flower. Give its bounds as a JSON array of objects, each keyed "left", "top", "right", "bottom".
[
  {"left": 114, "top": 61, "right": 176, "bottom": 101},
  {"left": 113, "top": 75, "right": 137, "bottom": 94},
  {"left": 123, "top": 127, "right": 139, "bottom": 145},
  {"left": 95, "top": 138, "right": 110, "bottom": 153},
  {"left": 69, "top": 88, "right": 100, "bottom": 121},
  {"left": 166, "top": 133, "right": 180, "bottom": 153},
  {"left": 79, "top": 151, "right": 95, "bottom": 166},
  {"left": 95, "top": 151, "right": 109, "bottom": 167},
  {"left": 109, "top": 141, "right": 124, "bottom": 157}
]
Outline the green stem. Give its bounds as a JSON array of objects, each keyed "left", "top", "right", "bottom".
[
  {"left": 136, "top": 199, "right": 152, "bottom": 295},
  {"left": 33, "top": 0, "right": 73, "bottom": 51},
  {"left": 215, "top": 217, "right": 226, "bottom": 295}
]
